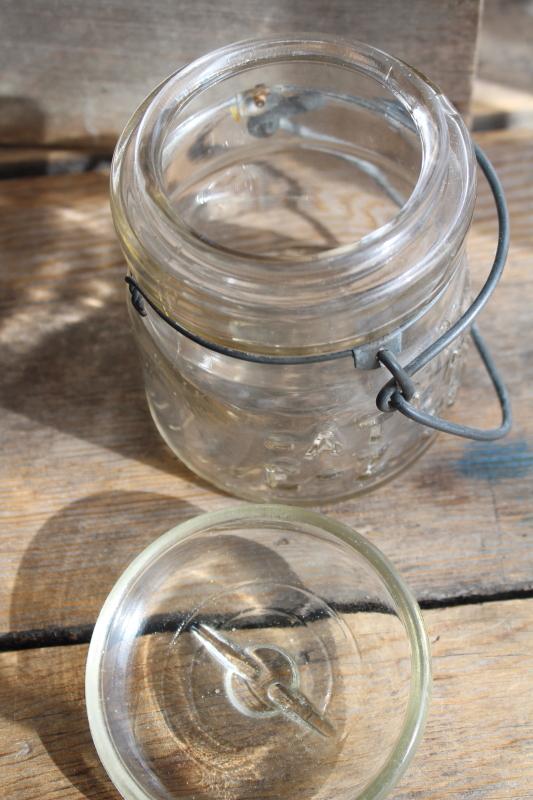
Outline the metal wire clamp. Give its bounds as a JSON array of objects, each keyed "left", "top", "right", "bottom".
[{"left": 126, "top": 144, "right": 511, "bottom": 443}]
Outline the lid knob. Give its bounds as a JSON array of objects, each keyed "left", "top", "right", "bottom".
[{"left": 192, "top": 623, "right": 336, "bottom": 738}]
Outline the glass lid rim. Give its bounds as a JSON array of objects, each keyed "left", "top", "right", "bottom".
[{"left": 85, "top": 503, "right": 431, "bottom": 800}]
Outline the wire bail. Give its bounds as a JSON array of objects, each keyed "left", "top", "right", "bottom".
[
  {"left": 373, "top": 144, "right": 511, "bottom": 441},
  {"left": 126, "top": 144, "right": 511, "bottom": 443}
]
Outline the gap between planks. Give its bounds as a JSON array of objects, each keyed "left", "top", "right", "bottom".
[
  {"left": 2, "top": 586, "right": 533, "bottom": 653},
  {"left": 1, "top": 599, "right": 532, "bottom": 800}
]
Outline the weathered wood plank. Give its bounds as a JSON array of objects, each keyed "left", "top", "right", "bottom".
[
  {"left": 0, "top": 129, "right": 532, "bottom": 636},
  {"left": 0, "top": 0, "right": 481, "bottom": 146},
  {"left": 1, "top": 599, "right": 532, "bottom": 799},
  {"left": 472, "top": 0, "right": 533, "bottom": 131},
  {"left": 473, "top": 79, "right": 533, "bottom": 131},
  {"left": 478, "top": 0, "right": 533, "bottom": 97}
]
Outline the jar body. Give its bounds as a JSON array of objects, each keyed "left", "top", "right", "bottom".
[
  {"left": 131, "top": 258, "right": 469, "bottom": 503},
  {"left": 112, "top": 37, "right": 476, "bottom": 503}
]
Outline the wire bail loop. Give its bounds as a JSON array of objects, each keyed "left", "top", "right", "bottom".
[{"left": 126, "top": 145, "right": 511, "bottom": 442}]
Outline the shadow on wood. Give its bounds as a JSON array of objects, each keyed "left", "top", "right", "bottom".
[
  {"left": 0, "top": 178, "right": 217, "bottom": 491},
  {"left": 9, "top": 491, "right": 200, "bottom": 634},
  {"left": 4, "top": 490, "right": 351, "bottom": 799},
  {"left": 4, "top": 490, "right": 204, "bottom": 797}
]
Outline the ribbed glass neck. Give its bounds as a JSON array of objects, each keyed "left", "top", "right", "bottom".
[{"left": 111, "top": 36, "right": 476, "bottom": 355}]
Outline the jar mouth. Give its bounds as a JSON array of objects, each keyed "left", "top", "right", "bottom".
[
  {"left": 136, "top": 36, "right": 448, "bottom": 269},
  {"left": 112, "top": 36, "right": 475, "bottom": 353}
]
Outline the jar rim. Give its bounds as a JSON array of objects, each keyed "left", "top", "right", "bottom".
[
  {"left": 111, "top": 36, "right": 476, "bottom": 354},
  {"left": 137, "top": 36, "right": 447, "bottom": 269}
]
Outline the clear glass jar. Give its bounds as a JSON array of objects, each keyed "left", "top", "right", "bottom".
[{"left": 111, "top": 37, "right": 476, "bottom": 504}]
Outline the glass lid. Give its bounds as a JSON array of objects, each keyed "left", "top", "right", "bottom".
[{"left": 86, "top": 505, "right": 431, "bottom": 800}]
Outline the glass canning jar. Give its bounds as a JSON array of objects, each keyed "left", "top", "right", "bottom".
[{"left": 111, "top": 37, "right": 478, "bottom": 504}]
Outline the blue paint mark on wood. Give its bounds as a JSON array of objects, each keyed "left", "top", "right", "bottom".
[{"left": 456, "top": 440, "right": 533, "bottom": 482}]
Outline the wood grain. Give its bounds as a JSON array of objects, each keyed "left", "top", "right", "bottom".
[
  {"left": 0, "top": 0, "right": 481, "bottom": 146},
  {"left": 1, "top": 599, "right": 532, "bottom": 799},
  {"left": 478, "top": 0, "right": 533, "bottom": 97},
  {"left": 472, "top": 0, "right": 533, "bottom": 131},
  {"left": 473, "top": 79, "right": 533, "bottom": 130},
  {"left": 0, "top": 129, "right": 532, "bottom": 637}
]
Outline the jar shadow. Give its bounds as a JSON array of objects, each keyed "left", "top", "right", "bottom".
[
  {"left": 6, "top": 490, "right": 200, "bottom": 799},
  {"left": 0, "top": 181, "right": 216, "bottom": 489}
]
